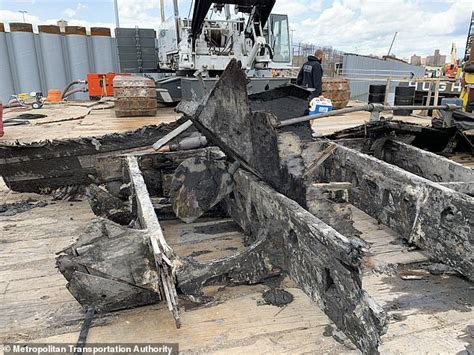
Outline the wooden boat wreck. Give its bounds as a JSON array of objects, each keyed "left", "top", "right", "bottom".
[{"left": 1, "top": 60, "right": 472, "bottom": 354}]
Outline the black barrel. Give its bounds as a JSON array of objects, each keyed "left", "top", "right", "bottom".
[
  {"left": 368, "top": 84, "right": 386, "bottom": 103},
  {"left": 393, "top": 86, "right": 415, "bottom": 116}
]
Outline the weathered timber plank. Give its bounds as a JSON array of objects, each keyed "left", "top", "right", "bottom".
[
  {"left": 316, "top": 143, "right": 473, "bottom": 281},
  {"left": 56, "top": 218, "right": 161, "bottom": 312},
  {"left": 182, "top": 59, "right": 310, "bottom": 205},
  {"left": 126, "top": 156, "right": 173, "bottom": 258},
  {"left": 306, "top": 182, "right": 360, "bottom": 237},
  {"left": 379, "top": 140, "right": 474, "bottom": 183},
  {"left": 303, "top": 143, "right": 337, "bottom": 178},
  {"left": 0, "top": 123, "right": 183, "bottom": 192},
  {"left": 125, "top": 156, "right": 180, "bottom": 327},
  {"left": 439, "top": 181, "right": 474, "bottom": 195},
  {"left": 67, "top": 272, "right": 160, "bottom": 312},
  {"left": 225, "top": 169, "right": 387, "bottom": 354}
]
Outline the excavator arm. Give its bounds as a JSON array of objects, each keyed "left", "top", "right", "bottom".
[{"left": 190, "top": 0, "right": 275, "bottom": 40}]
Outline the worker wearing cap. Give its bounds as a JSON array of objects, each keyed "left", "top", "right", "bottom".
[{"left": 296, "top": 49, "right": 324, "bottom": 98}]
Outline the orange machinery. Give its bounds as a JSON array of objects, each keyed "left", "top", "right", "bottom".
[
  {"left": 444, "top": 62, "right": 459, "bottom": 79},
  {"left": 87, "top": 73, "right": 130, "bottom": 100}
]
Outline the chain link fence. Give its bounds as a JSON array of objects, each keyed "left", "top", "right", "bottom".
[{"left": 291, "top": 43, "right": 345, "bottom": 77}]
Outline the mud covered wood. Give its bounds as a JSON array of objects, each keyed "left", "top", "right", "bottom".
[
  {"left": 314, "top": 142, "right": 474, "bottom": 281},
  {"left": 177, "top": 231, "right": 281, "bottom": 299},
  {"left": 0, "top": 122, "right": 183, "bottom": 193},
  {"left": 439, "top": 181, "right": 474, "bottom": 195},
  {"left": 376, "top": 139, "right": 474, "bottom": 184},
  {"left": 170, "top": 156, "right": 236, "bottom": 223},
  {"left": 306, "top": 182, "right": 361, "bottom": 237},
  {"left": 125, "top": 156, "right": 181, "bottom": 327},
  {"left": 86, "top": 184, "right": 133, "bottom": 225},
  {"left": 181, "top": 59, "right": 311, "bottom": 205},
  {"left": 225, "top": 169, "right": 387, "bottom": 354},
  {"left": 56, "top": 218, "right": 161, "bottom": 312},
  {"left": 323, "top": 120, "right": 473, "bottom": 154},
  {"left": 187, "top": 61, "right": 282, "bottom": 187}
]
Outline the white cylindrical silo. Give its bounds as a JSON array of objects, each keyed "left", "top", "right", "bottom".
[
  {"left": 91, "top": 27, "right": 114, "bottom": 73},
  {"left": 9, "top": 23, "right": 42, "bottom": 94},
  {"left": 38, "top": 25, "right": 67, "bottom": 93},
  {"left": 0, "top": 23, "right": 15, "bottom": 102},
  {"left": 65, "top": 26, "right": 89, "bottom": 100}
]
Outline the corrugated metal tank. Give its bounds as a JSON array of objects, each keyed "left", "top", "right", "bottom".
[
  {"left": 0, "top": 23, "right": 15, "bottom": 102},
  {"left": 9, "top": 23, "right": 42, "bottom": 94},
  {"left": 65, "top": 26, "right": 89, "bottom": 99},
  {"left": 91, "top": 27, "right": 114, "bottom": 73},
  {"left": 38, "top": 25, "right": 67, "bottom": 92}
]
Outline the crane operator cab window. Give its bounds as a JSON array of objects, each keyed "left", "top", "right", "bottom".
[{"left": 269, "top": 14, "right": 290, "bottom": 63}]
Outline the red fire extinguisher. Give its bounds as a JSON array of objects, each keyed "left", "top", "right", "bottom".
[{"left": 0, "top": 99, "right": 4, "bottom": 138}]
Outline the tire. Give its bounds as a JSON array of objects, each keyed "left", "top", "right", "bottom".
[
  {"left": 395, "top": 86, "right": 415, "bottom": 95},
  {"left": 464, "top": 64, "right": 474, "bottom": 73},
  {"left": 368, "top": 93, "right": 385, "bottom": 103},
  {"left": 394, "top": 97, "right": 414, "bottom": 105},
  {"left": 32, "top": 102, "right": 40, "bottom": 109},
  {"left": 369, "top": 85, "right": 386, "bottom": 94},
  {"left": 393, "top": 109, "right": 412, "bottom": 116}
]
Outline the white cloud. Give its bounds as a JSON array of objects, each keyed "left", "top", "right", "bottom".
[
  {"left": 0, "top": 9, "right": 114, "bottom": 33},
  {"left": 0, "top": 10, "right": 41, "bottom": 28},
  {"left": 290, "top": 0, "right": 473, "bottom": 58},
  {"left": 63, "top": 8, "right": 76, "bottom": 18},
  {"left": 273, "top": 1, "right": 310, "bottom": 17}
]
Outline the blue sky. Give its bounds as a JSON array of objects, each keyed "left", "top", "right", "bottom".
[{"left": 0, "top": 0, "right": 472, "bottom": 59}]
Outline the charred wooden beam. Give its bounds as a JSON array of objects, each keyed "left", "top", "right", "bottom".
[
  {"left": 0, "top": 122, "right": 184, "bottom": 193},
  {"left": 179, "top": 59, "right": 311, "bottom": 205},
  {"left": 323, "top": 120, "right": 473, "bottom": 154},
  {"left": 125, "top": 156, "right": 181, "bottom": 327},
  {"left": 376, "top": 139, "right": 474, "bottom": 184},
  {"left": 171, "top": 60, "right": 387, "bottom": 352},
  {"left": 311, "top": 142, "right": 473, "bottom": 281},
  {"left": 438, "top": 182, "right": 474, "bottom": 195},
  {"left": 86, "top": 184, "right": 133, "bottom": 225},
  {"left": 223, "top": 169, "right": 387, "bottom": 354}
]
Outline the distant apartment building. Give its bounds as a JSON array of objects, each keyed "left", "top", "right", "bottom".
[
  {"left": 410, "top": 54, "right": 422, "bottom": 65},
  {"left": 425, "top": 49, "right": 447, "bottom": 67}
]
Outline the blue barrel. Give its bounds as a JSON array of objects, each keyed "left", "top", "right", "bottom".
[
  {"left": 38, "top": 25, "right": 68, "bottom": 92},
  {"left": 0, "top": 23, "right": 15, "bottom": 102},
  {"left": 65, "top": 26, "right": 90, "bottom": 100},
  {"left": 91, "top": 27, "right": 115, "bottom": 73},
  {"left": 9, "top": 23, "right": 42, "bottom": 94}
]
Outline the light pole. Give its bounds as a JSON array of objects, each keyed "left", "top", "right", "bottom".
[
  {"left": 113, "top": 0, "right": 120, "bottom": 28},
  {"left": 18, "top": 10, "right": 27, "bottom": 22}
]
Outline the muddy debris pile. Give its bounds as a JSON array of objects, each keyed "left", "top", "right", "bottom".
[{"left": 1, "top": 60, "right": 472, "bottom": 354}]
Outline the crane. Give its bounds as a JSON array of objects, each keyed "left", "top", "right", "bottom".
[{"left": 155, "top": 0, "right": 294, "bottom": 102}]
